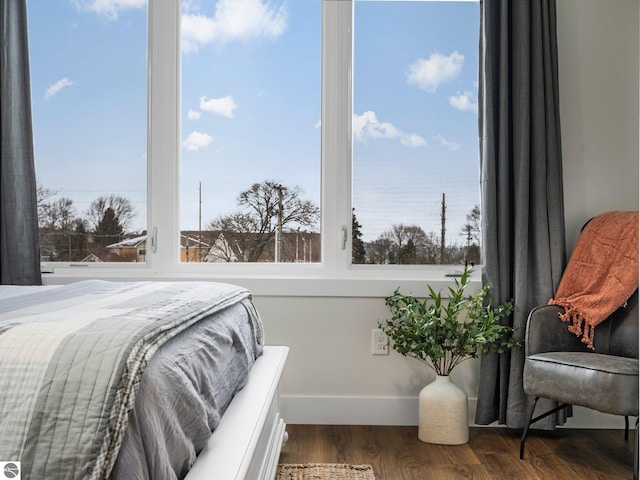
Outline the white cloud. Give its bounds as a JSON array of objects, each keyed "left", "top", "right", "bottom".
[
  {"left": 401, "top": 133, "right": 428, "bottom": 148},
  {"left": 200, "top": 95, "right": 238, "bottom": 118},
  {"left": 188, "top": 109, "right": 202, "bottom": 120},
  {"left": 182, "top": 0, "right": 287, "bottom": 53},
  {"left": 182, "top": 14, "right": 217, "bottom": 54},
  {"left": 449, "top": 90, "right": 478, "bottom": 113},
  {"left": 353, "top": 111, "right": 426, "bottom": 148},
  {"left": 45, "top": 78, "right": 74, "bottom": 100},
  {"left": 353, "top": 111, "right": 400, "bottom": 142},
  {"left": 183, "top": 131, "right": 213, "bottom": 151},
  {"left": 73, "top": 0, "right": 146, "bottom": 20},
  {"left": 435, "top": 134, "right": 460, "bottom": 151},
  {"left": 407, "top": 51, "right": 464, "bottom": 92}
]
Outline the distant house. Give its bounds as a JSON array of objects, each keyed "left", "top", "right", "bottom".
[
  {"left": 97, "top": 230, "right": 321, "bottom": 263},
  {"left": 204, "top": 233, "right": 238, "bottom": 263},
  {"left": 105, "top": 235, "right": 147, "bottom": 262},
  {"left": 80, "top": 253, "right": 102, "bottom": 263},
  {"left": 195, "top": 230, "right": 321, "bottom": 263},
  {"left": 103, "top": 233, "right": 211, "bottom": 263},
  {"left": 180, "top": 233, "right": 211, "bottom": 263}
]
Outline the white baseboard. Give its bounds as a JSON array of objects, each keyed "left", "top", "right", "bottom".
[
  {"left": 281, "top": 395, "right": 423, "bottom": 426},
  {"left": 281, "top": 395, "right": 629, "bottom": 429}
]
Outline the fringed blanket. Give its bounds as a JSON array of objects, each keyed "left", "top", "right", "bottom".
[
  {"left": 0, "top": 280, "right": 260, "bottom": 480},
  {"left": 549, "top": 211, "right": 639, "bottom": 349}
]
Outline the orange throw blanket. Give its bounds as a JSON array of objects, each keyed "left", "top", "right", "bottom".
[{"left": 549, "top": 211, "right": 639, "bottom": 349}]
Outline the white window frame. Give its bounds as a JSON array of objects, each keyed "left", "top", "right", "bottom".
[{"left": 43, "top": 0, "right": 478, "bottom": 296}]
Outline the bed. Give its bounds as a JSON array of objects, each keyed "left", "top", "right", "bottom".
[{"left": 0, "top": 280, "right": 288, "bottom": 480}]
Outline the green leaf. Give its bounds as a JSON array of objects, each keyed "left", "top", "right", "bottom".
[{"left": 381, "top": 265, "right": 521, "bottom": 374}]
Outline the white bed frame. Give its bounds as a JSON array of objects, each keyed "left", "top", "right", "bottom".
[{"left": 185, "top": 346, "right": 289, "bottom": 480}]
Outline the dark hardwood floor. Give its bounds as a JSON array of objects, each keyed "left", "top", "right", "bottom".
[{"left": 278, "top": 425, "right": 636, "bottom": 479}]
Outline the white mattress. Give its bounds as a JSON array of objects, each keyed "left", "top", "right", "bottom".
[{"left": 0, "top": 284, "right": 60, "bottom": 300}]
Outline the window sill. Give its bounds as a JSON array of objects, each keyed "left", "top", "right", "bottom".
[{"left": 41, "top": 265, "right": 481, "bottom": 298}]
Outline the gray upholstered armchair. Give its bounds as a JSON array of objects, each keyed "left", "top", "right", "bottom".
[{"left": 520, "top": 290, "right": 639, "bottom": 477}]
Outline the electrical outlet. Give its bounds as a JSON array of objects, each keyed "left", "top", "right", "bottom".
[{"left": 371, "top": 328, "right": 389, "bottom": 355}]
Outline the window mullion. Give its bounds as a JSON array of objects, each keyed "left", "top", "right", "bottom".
[
  {"left": 322, "top": 0, "right": 354, "bottom": 275},
  {"left": 148, "top": 0, "right": 181, "bottom": 273}
]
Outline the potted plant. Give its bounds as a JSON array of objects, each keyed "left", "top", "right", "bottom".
[{"left": 378, "top": 267, "right": 517, "bottom": 444}]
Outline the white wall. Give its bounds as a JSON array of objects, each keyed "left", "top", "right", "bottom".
[
  {"left": 558, "top": 0, "right": 639, "bottom": 250},
  {"left": 255, "top": 295, "right": 479, "bottom": 426},
  {"left": 259, "top": 0, "right": 640, "bottom": 428}
]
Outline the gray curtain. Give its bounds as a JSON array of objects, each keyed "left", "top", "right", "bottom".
[
  {"left": 475, "top": 0, "right": 565, "bottom": 428},
  {"left": 0, "top": 0, "right": 41, "bottom": 285}
]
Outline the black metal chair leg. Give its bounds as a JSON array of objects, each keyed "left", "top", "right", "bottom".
[
  {"left": 626, "top": 416, "right": 630, "bottom": 441},
  {"left": 520, "top": 397, "right": 539, "bottom": 459},
  {"left": 634, "top": 417, "right": 638, "bottom": 480},
  {"left": 520, "top": 399, "right": 571, "bottom": 460}
]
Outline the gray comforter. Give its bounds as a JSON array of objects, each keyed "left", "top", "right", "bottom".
[{"left": 0, "top": 280, "right": 264, "bottom": 480}]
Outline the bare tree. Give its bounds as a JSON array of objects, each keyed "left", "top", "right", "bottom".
[
  {"left": 461, "top": 205, "right": 481, "bottom": 245},
  {"left": 209, "top": 180, "right": 319, "bottom": 262},
  {"left": 38, "top": 197, "right": 80, "bottom": 261},
  {"left": 385, "top": 224, "right": 432, "bottom": 264},
  {"left": 86, "top": 195, "right": 135, "bottom": 232},
  {"left": 36, "top": 183, "right": 58, "bottom": 228},
  {"left": 461, "top": 204, "right": 481, "bottom": 265},
  {"left": 207, "top": 212, "right": 262, "bottom": 262},
  {"left": 40, "top": 197, "right": 78, "bottom": 231},
  {"left": 366, "top": 224, "right": 440, "bottom": 265},
  {"left": 69, "top": 218, "right": 90, "bottom": 261},
  {"left": 366, "top": 237, "right": 393, "bottom": 264}
]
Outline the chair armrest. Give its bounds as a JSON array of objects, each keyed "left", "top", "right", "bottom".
[{"left": 525, "top": 304, "right": 588, "bottom": 356}]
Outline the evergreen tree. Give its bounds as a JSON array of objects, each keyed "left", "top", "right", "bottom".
[
  {"left": 398, "top": 238, "right": 417, "bottom": 264},
  {"left": 87, "top": 195, "right": 135, "bottom": 231},
  {"left": 95, "top": 207, "right": 124, "bottom": 248},
  {"left": 352, "top": 209, "right": 366, "bottom": 264}
]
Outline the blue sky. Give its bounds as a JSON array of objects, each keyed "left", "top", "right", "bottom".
[
  {"left": 28, "top": 0, "right": 479, "bottom": 245},
  {"left": 353, "top": 1, "right": 480, "bottom": 243},
  {"left": 28, "top": 0, "right": 148, "bottom": 232}
]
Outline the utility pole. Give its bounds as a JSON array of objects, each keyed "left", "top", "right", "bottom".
[
  {"left": 275, "top": 184, "right": 284, "bottom": 263},
  {"left": 198, "top": 181, "right": 202, "bottom": 262},
  {"left": 465, "top": 224, "right": 472, "bottom": 267},
  {"left": 440, "top": 192, "right": 446, "bottom": 264}
]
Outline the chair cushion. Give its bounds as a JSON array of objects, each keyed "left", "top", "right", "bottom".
[{"left": 524, "top": 351, "right": 639, "bottom": 416}]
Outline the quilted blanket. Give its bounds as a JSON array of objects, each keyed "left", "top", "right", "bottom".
[{"left": 0, "top": 280, "right": 261, "bottom": 480}]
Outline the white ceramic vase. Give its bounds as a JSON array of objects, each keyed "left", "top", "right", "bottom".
[{"left": 418, "top": 375, "right": 469, "bottom": 445}]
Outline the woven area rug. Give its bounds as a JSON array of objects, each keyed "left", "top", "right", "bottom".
[{"left": 276, "top": 463, "right": 375, "bottom": 480}]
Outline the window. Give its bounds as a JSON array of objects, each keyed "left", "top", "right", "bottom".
[
  {"left": 29, "top": 0, "right": 480, "bottom": 286},
  {"left": 352, "top": 1, "right": 480, "bottom": 265},
  {"left": 180, "top": 1, "right": 322, "bottom": 264},
  {"left": 28, "top": 0, "right": 148, "bottom": 263}
]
